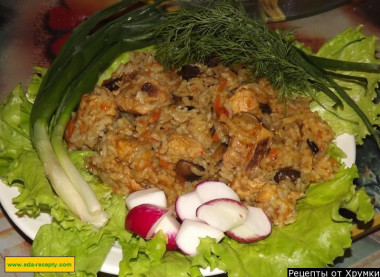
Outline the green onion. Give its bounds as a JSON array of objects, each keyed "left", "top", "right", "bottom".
[
  {"left": 306, "top": 55, "right": 380, "bottom": 72},
  {"left": 30, "top": 0, "right": 164, "bottom": 227}
]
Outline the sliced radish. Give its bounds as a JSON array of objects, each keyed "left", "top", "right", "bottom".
[
  {"left": 195, "top": 181, "right": 240, "bottom": 203},
  {"left": 175, "top": 191, "right": 203, "bottom": 221},
  {"left": 125, "top": 188, "right": 167, "bottom": 210},
  {"left": 147, "top": 212, "right": 180, "bottom": 250},
  {"left": 196, "top": 198, "right": 248, "bottom": 232},
  {"left": 226, "top": 206, "right": 272, "bottom": 243},
  {"left": 175, "top": 219, "right": 225, "bottom": 256},
  {"left": 125, "top": 204, "right": 168, "bottom": 239}
]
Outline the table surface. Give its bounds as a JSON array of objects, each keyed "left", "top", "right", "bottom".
[{"left": 1, "top": 1, "right": 380, "bottom": 276}]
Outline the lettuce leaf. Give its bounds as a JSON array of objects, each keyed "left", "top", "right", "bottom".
[
  {"left": 0, "top": 77, "right": 98, "bottom": 229},
  {"left": 310, "top": 26, "right": 380, "bottom": 144},
  {"left": 0, "top": 84, "right": 33, "bottom": 177},
  {"left": 32, "top": 193, "right": 128, "bottom": 277}
]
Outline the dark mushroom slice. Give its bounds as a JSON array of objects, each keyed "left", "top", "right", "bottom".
[
  {"left": 141, "top": 82, "right": 158, "bottom": 97},
  {"left": 186, "top": 106, "right": 196, "bottom": 111},
  {"left": 274, "top": 168, "right": 301, "bottom": 183},
  {"left": 306, "top": 139, "right": 319, "bottom": 154},
  {"left": 259, "top": 103, "right": 272, "bottom": 114},
  {"left": 245, "top": 138, "right": 270, "bottom": 171},
  {"left": 103, "top": 77, "right": 122, "bottom": 91},
  {"left": 210, "top": 126, "right": 216, "bottom": 136},
  {"left": 175, "top": 159, "right": 205, "bottom": 182},
  {"left": 177, "top": 65, "right": 200, "bottom": 81},
  {"left": 213, "top": 143, "right": 228, "bottom": 166},
  {"left": 172, "top": 94, "right": 182, "bottom": 103}
]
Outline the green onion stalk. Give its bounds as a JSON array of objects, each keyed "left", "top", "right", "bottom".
[{"left": 30, "top": 0, "right": 164, "bottom": 227}]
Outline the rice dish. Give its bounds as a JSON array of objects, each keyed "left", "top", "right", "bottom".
[{"left": 65, "top": 51, "right": 338, "bottom": 227}]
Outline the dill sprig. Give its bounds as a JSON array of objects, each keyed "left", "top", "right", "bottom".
[
  {"left": 154, "top": 0, "right": 380, "bottom": 148},
  {"left": 155, "top": 1, "right": 310, "bottom": 100}
]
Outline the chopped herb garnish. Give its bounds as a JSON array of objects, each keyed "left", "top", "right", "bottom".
[{"left": 154, "top": 0, "right": 380, "bottom": 148}]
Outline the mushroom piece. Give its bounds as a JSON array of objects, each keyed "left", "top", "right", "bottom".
[
  {"left": 103, "top": 77, "right": 122, "bottom": 91},
  {"left": 245, "top": 138, "right": 270, "bottom": 171},
  {"left": 259, "top": 103, "right": 272, "bottom": 114},
  {"left": 274, "top": 168, "right": 301, "bottom": 183},
  {"left": 306, "top": 139, "right": 319, "bottom": 154},
  {"left": 175, "top": 160, "right": 205, "bottom": 182},
  {"left": 177, "top": 65, "right": 200, "bottom": 81}
]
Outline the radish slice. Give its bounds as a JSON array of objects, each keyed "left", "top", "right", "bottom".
[
  {"left": 226, "top": 206, "right": 272, "bottom": 243},
  {"left": 125, "top": 188, "right": 167, "bottom": 210},
  {"left": 195, "top": 181, "right": 240, "bottom": 203},
  {"left": 125, "top": 204, "right": 168, "bottom": 239},
  {"left": 196, "top": 198, "right": 248, "bottom": 232},
  {"left": 175, "top": 219, "right": 225, "bottom": 256},
  {"left": 147, "top": 212, "right": 180, "bottom": 250},
  {"left": 175, "top": 191, "right": 202, "bottom": 221}
]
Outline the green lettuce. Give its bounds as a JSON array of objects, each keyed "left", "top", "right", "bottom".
[
  {"left": 0, "top": 84, "right": 33, "bottom": 176},
  {"left": 32, "top": 193, "right": 128, "bottom": 277},
  {"left": 310, "top": 26, "right": 380, "bottom": 144}
]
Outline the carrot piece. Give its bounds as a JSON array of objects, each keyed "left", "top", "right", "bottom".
[
  {"left": 64, "top": 118, "right": 76, "bottom": 143},
  {"left": 149, "top": 62, "right": 161, "bottom": 67},
  {"left": 169, "top": 69, "right": 178, "bottom": 77},
  {"left": 150, "top": 109, "right": 161, "bottom": 123},
  {"left": 99, "top": 103, "right": 108, "bottom": 111},
  {"left": 212, "top": 132, "right": 219, "bottom": 142},
  {"left": 267, "top": 148, "right": 279, "bottom": 160},
  {"left": 159, "top": 159, "right": 169, "bottom": 169},
  {"left": 191, "top": 87, "right": 200, "bottom": 93},
  {"left": 142, "top": 130, "right": 150, "bottom": 138},
  {"left": 213, "top": 92, "right": 229, "bottom": 117},
  {"left": 213, "top": 75, "right": 230, "bottom": 117},
  {"left": 218, "top": 76, "right": 227, "bottom": 92}
]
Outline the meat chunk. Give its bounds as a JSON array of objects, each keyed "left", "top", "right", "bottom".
[
  {"left": 116, "top": 75, "right": 172, "bottom": 115},
  {"left": 229, "top": 177, "right": 302, "bottom": 226},
  {"left": 88, "top": 132, "right": 156, "bottom": 193},
  {"left": 227, "top": 84, "right": 260, "bottom": 115},
  {"left": 221, "top": 112, "right": 272, "bottom": 171},
  {"left": 165, "top": 134, "right": 205, "bottom": 162}
]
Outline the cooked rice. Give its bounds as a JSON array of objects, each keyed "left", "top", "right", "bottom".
[{"left": 65, "top": 51, "right": 338, "bottom": 227}]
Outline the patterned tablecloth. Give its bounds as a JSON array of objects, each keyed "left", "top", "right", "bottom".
[{"left": 1, "top": 1, "right": 380, "bottom": 276}]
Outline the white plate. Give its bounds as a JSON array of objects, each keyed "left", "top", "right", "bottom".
[{"left": 0, "top": 133, "right": 355, "bottom": 276}]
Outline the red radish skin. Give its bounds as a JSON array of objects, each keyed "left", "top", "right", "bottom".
[
  {"left": 64, "top": 0, "right": 119, "bottom": 16},
  {"left": 226, "top": 206, "right": 272, "bottom": 243},
  {"left": 175, "top": 191, "right": 202, "bottom": 221},
  {"left": 125, "top": 188, "right": 167, "bottom": 210},
  {"left": 196, "top": 198, "right": 248, "bottom": 232},
  {"left": 195, "top": 181, "right": 240, "bottom": 203},
  {"left": 50, "top": 33, "right": 71, "bottom": 56},
  {"left": 125, "top": 204, "right": 168, "bottom": 239},
  {"left": 147, "top": 212, "right": 180, "bottom": 251},
  {"left": 48, "top": 6, "right": 87, "bottom": 30},
  {"left": 175, "top": 219, "right": 225, "bottom": 256}
]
